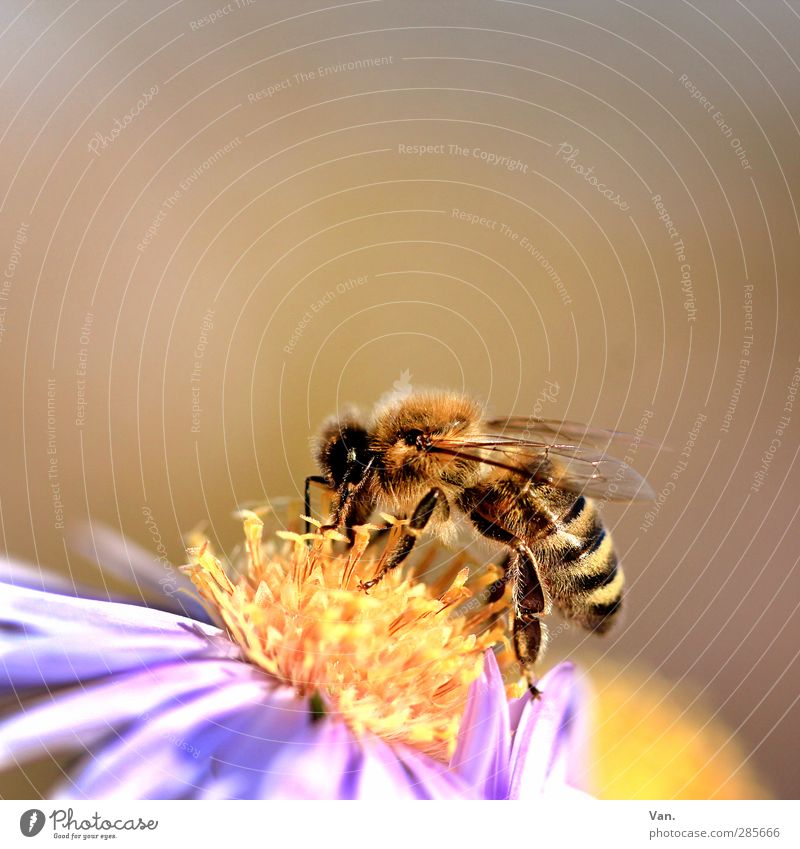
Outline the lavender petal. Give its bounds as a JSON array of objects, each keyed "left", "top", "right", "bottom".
[
  {"left": 191, "top": 689, "right": 328, "bottom": 800},
  {"left": 0, "top": 582, "right": 217, "bottom": 638},
  {"left": 0, "top": 658, "right": 255, "bottom": 770},
  {"left": 257, "top": 717, "right": 477, "bottom": 800},
  {"left": 0, "top": 582, "right": 231, "bottom": 689},
  {"left": 256, "top": 718, "right": 363, "bottom": 800},
  {"left": 54, "top": 676, "right": 274, "bottom": 799},
  {"left": 200, "top": 700, "right": 421, "bottom": 800},
  {"left": 0, "top": 558, "right": 97, "bottom": 598},
  {"left": 353, "top": 735, "right": 420, "bottom": 800},
  {"left": 68, "top": 521, "right": 209, "bottom": 621},
  {"left": 507, "top": 662, "right": 581, "bottom": 799},
  {"left": 397, "top": 745, "right": 478, "bottom": 799},
  {"left": 449, "top": 650, "right": 511, "bottom": 799}
]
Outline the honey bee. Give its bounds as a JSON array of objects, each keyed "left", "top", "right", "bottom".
[{"left": 307, "top": 389, "right": 652, "bottom": 694}]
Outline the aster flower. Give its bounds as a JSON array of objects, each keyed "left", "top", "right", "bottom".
[{"left": 0, "top": 511, "right": 587, "bottom": 800}]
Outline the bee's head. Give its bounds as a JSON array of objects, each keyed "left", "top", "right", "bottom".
[
  {"left": 371, "top": 391, "right": 483, "bottom": 491},
  {"left": 314, "top": 412, "right": 373, "bottom": 490}
]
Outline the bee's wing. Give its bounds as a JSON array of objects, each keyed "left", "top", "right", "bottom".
[
  {"left": 429, "top": 432, "right": 653, "bottom": 502},
  {"left": 486, "top": 416, "right": 662, "bottom": 451}
]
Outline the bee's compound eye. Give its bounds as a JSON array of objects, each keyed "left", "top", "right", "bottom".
[{"left": 402, "top": 429, "right": 424, "bottom": 447}]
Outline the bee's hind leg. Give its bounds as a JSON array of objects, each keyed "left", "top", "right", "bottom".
[
  {"left": 466, "top": 511, "right": 548, "bottom": 697},
  {"left": 486, "top": 551, "right": 511, "bottom": 598},
  {"left": 512, "top": 545, "right": 548, "bottom": 699},
  {"left": 359, "top": 487, "right": 446, "bottom": 592}
]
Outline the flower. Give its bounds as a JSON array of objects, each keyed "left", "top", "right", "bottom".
[{"left": 0, "top": 511, "right": 587, "bottom": 799}]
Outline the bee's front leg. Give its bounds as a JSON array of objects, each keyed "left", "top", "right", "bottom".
[
  {"left": 304, "top": 476, "right": 331, "bottom": 534},
  {"left": 359, "top": 487, "right": 447, "bottom": 592}
]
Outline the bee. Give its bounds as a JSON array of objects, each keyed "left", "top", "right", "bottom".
[{"left": 307, "top": 389, "right": 652, "bottom": 694}]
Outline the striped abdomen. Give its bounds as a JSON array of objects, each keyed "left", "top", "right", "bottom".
[{"left": 530, "top": 494, "right": 624, "bottom": 633}]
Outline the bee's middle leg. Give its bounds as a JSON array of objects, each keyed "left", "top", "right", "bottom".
[{"left": 359, "top": 487, "right": 447, "bottom": 592}]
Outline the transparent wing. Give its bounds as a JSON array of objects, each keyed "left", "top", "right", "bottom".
[
  {"left": 428, "top": 430, "right": 653, "bottom": 502},
  {"left": 486, "top": 416, "right": 661, "bottom": 451}
]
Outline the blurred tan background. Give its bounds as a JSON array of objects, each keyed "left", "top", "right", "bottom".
[{"left": 1, "top": 0, "right": 798, "bottom": 798}]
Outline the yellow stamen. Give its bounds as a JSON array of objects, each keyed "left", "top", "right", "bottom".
[{"left": 182, "top": 512, "right": 510, "bottom": 759}]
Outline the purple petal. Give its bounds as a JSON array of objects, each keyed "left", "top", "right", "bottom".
[
  {"left": 256, "top": 718, "right": 363, "bottom": 799},
  {"left": 258, "top": 715, "right": 476, "bottom": 800},
  {"left": 203, "top": 703, "right": 427, "bottom": 800},
  {"left": 68, "top": 521, "right": 210, "bottom": 621},
  {"left": 0, "top": 582, "right": 232, "bottom": 689},
  {"left": 0, "top": 582, "right": 214, "bottom": 638},
  {"left": 396, "top": 745, "right": 478, "bottom": 799},
  {"left": 352, "top": 736, "right": 421, "bottom": 800},
  {"left": 0, "top": 558, "right": 96, "bottom": 597},
  {"left": 0, "top": 658, "right": 254, "bottom": 770},
  {"left": 190, "top": 689, "right": 330, "bottom": 800},
  {"left": 254, "top": 714, "right": 478, "bottom": 800},
  {"left": 54, "top": 675, "right": 274, "bottom": 799},
  {"left": 449, "top": 650, "right": 511, "bottom": 799},
  {"left": 188, "top": 708, "right": 288, "bottom": 800},
  {"left": 507, "top": 687, "right": 529, "bottom": 734},
  {"left": 252, "top": 714, "right": 464, "bottom": 800},
  {"left": 507, "top": 662, "right": 582, "bottom": 799},
  {"left": 542, "top": 784, "right": 594, "bottom": 800}
]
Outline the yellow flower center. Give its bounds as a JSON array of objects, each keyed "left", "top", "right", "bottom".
[{"left": 182, "top": 511, "right": 511, "bottom": 759}]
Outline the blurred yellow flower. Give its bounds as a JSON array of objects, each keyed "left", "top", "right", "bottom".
[{"left": 585, "top": 661, "right": 770, "bottom": 800}]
